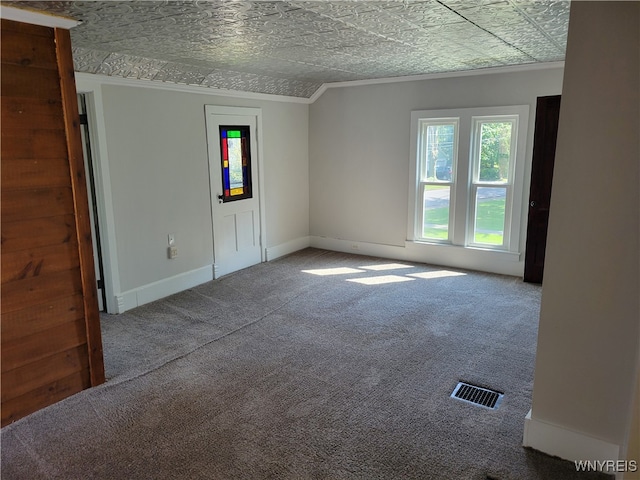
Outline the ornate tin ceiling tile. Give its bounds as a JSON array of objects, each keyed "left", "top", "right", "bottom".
[
  {"left": 201, "top": 69, "right": 321, "bottom": 98},
  {"left": 4, "top": 0, "right": 570, "bottom": 98},
  {"left": 96, "top": 52, "right": 168, "bottom": 81},
  {"left": 72, "top": 47, "right": 111, "bottom": 75},
  {"left": 153, "top": 62, "right": 213, "bottom": 85}
]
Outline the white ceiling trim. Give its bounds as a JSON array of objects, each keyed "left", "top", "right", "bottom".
[
  {"left": 0, "top": 5, "right": 79, "bottom": 29},
  {"left": 74, "top": 72, "right": 312, "bottom": 104},
  {"left": 309, "top": 61, "right": 566, "bottom": 103},
  {"left": 76, "top": 60, "right": 564, "bottom": 105}
]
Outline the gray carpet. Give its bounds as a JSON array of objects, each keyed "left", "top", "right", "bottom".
[{"left": 1, "top": 248, "right": 612, "bottom": 479}]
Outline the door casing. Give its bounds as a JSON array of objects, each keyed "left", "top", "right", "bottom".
[{"left": 74, "top": 87, "right": 121, "bottom": 313}]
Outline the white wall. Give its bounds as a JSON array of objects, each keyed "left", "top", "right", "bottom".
[
  {"left": 524, "top": 1, "right": 639, "bottom": 470},
  {"left": 308, "top": 67, "right": 564, "bottom": 276},
  {"left": 79, "top": 77, "right": 308, "bottom": 311}
]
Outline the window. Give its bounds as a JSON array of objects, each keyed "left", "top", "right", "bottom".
[
  {"left": 409, "top": 106, "right": 529, "bottom": 253},
  {"left": 418, "top": 120, "right": 458, "bottom": 242},
  {"left": 219, "top": 125, "right": 252, "bottom": 202}
]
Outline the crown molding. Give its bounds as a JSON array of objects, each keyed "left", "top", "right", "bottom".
[
  {"left": 74, "top": 72, "right": 313, "bottom": 104},
  {"left": 75, "top": 61, "right": 565, "bottom": 105},
  {"left": 309, "top": 61, "right": 565, "bottom": 103},
  {"left": 0, "top": 5, "right": 80, "bottom": 29}
]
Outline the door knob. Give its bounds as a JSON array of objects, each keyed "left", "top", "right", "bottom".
[
  {"left": 217, "top": 194, "right": 224, "bottom": 204},
  {"left": 530, "top": 201, "right": 536, "bottom": 207}
]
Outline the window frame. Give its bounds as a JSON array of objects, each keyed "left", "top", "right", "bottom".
[
  {"left": 416, "top": 118, "right": 459, "bottom": 244},
  {"left": 218, "top": 125, "right": 253, "bottom": 203},
  {"left": 467, "top": 115, "right": 519, "bottom": 250},
  {"left": 408, "top": 105, "right": 529, "bottom": 255}
]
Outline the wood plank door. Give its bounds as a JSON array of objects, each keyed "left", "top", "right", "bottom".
[
  {"left": 0, "top": 18, "right": 105, "bottom": 426},
  {"left": 524, "top": 95, "right": 561, "bottom": 283},
  {"left": 205, "top": 108, "right": 262, "bottom": 278}
]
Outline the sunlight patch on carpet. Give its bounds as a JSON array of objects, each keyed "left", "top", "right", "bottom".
[
  {"left": 359, "top": 263, "right": 415, "bottom": 271},
  {"left": 346, "top": 275, "right": 415, "bottom": 285},
  {"left": 302, "top": 267, "right": 365, "bottom": 276},
  {"left": 408, "top": 270, "right": 467, "bottom": 279}
]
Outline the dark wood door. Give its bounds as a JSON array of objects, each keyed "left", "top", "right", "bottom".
[
  {"left": 524, "top": 95, "right": 561, "bottom": 283},
  {"left": 1, "top": 18, "right": 105, "bottom": 426}
]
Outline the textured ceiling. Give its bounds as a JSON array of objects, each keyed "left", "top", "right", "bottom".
[{"left": 5, "top": 1, "right": 570, "bottom": 98}]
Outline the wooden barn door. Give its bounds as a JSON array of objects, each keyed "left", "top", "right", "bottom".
[{"left": 1, "top": 17, "right": 105, "bottom": 426}]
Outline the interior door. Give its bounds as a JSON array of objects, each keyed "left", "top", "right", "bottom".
[
  {"left": 78, "top": 94, "right": 107, "bottom": 310},
  {"left": 206, "top": 111, "right": 261, "bottom": 278},
  {"left": 524, "top": 95, "right": 561, "bottom": 283}
]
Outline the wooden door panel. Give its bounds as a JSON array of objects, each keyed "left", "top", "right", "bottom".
[
  {"left": 0, "top": 17, "right": 54, "bottom": 38},
  {"left": 236, "top": 210, "right": 256, "bottom": 250},
  {"left": 1, "top": 345, "right": 88, "bottom": 403},
  {"left": 524, "top": 95, "right": 561, "bottom": 283},
  {"left": 1, "top": 128, "right": 68, "bottom": 159},
  {"left": 0, "top": 28, "right": 58, "bottom": 69},
  {"left": 1, "top": 64, "right": 61, "bottom": 99},
  {"left": 0, "top": 267, "right": 84, "bottom": 314},
  {"left": 1, "top": 215, "right": 76, "bottom": 253},
  {"left": 1, "top": 369, "right": 90, "bottom": 426},
  {"left": 1, "top": 318, "right": 87, "bottom": 373},
  {"left": 1, "top": 186, "right": 74, "bottom": 222},
  {"left": 2, "top": 157, "right": 71, "bottom": 189},
  {"left": 1, "top": 294, "right": 84, "bottom": 343},
  {"left": 2, "top": 97, "right": 66, "bottom": 130},
  {"left": 1, "top": 18, "right": 104, "bottom": 427},
  {"left": 2, "top": 242, "right": 80, "bottom": 285}
]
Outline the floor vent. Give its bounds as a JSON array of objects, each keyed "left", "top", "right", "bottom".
[{"left": 451, "top": 382, "right": 503, "bottom": 409}]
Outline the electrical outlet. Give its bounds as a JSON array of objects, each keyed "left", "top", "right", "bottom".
[
  {"left": 168, "top": 246, "right": 178, "bottom": 259},
  {"left": 351, "top": 243, "right": 359, "bottom": 250}
]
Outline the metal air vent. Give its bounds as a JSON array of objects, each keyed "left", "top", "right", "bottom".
[{"left": 451, "top": 382, "right": 503, "bottom": 409}]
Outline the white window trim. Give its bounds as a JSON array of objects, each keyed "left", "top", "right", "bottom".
[{"left": 408, "top": 105, "right": 529, "bottom": 255}]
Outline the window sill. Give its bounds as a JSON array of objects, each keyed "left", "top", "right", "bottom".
[
  {"left": 408, "top": 240, "right": 520, "bottom": 260},
  {"left": 405, "top": 240, "right": 523, "bottom": 276}
]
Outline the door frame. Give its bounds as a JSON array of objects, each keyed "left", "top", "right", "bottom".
[
  {"left": 75, "top": 79, "right": 122, "bottom": 313},
  {"left": 78, "top": 93, "right": 107, "bottom": 311},
  {"left": 205, "top": 105, "right": 266, "bottom": 277}
]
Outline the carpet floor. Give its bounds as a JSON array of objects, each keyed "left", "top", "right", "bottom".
[{"left": 1, "top": 248, "right": 612, "bottom": 479}]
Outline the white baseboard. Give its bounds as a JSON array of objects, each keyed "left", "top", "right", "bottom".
[
  {"left": 265, "top": 236, "right": 310, "bottom": 261},
  {"left": 523, "top": 410, "right": 622, "bottom": 475},
  {"left": 309, "top": 236, "right": 523, "bottom": 276},
  {"left": 111, "top": 236, "right": 521, "bottom": 313},
  {"left": 113, "top": 237, "right": 313, "bottom": 313},
  {"left": 310, "top": 236, "right": 406, "bottom": 261},
  {"left": 114, "top": 266, "right": 213, "bottom": 313}
]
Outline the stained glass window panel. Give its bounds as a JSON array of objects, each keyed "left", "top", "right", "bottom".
[{"left": 219, "top": 126, "right": 252, "bottom": 202}]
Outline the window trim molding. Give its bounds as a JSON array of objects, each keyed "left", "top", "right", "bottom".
[{"left": 408, "top": 105, "right": 530, "bottom": 255}]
